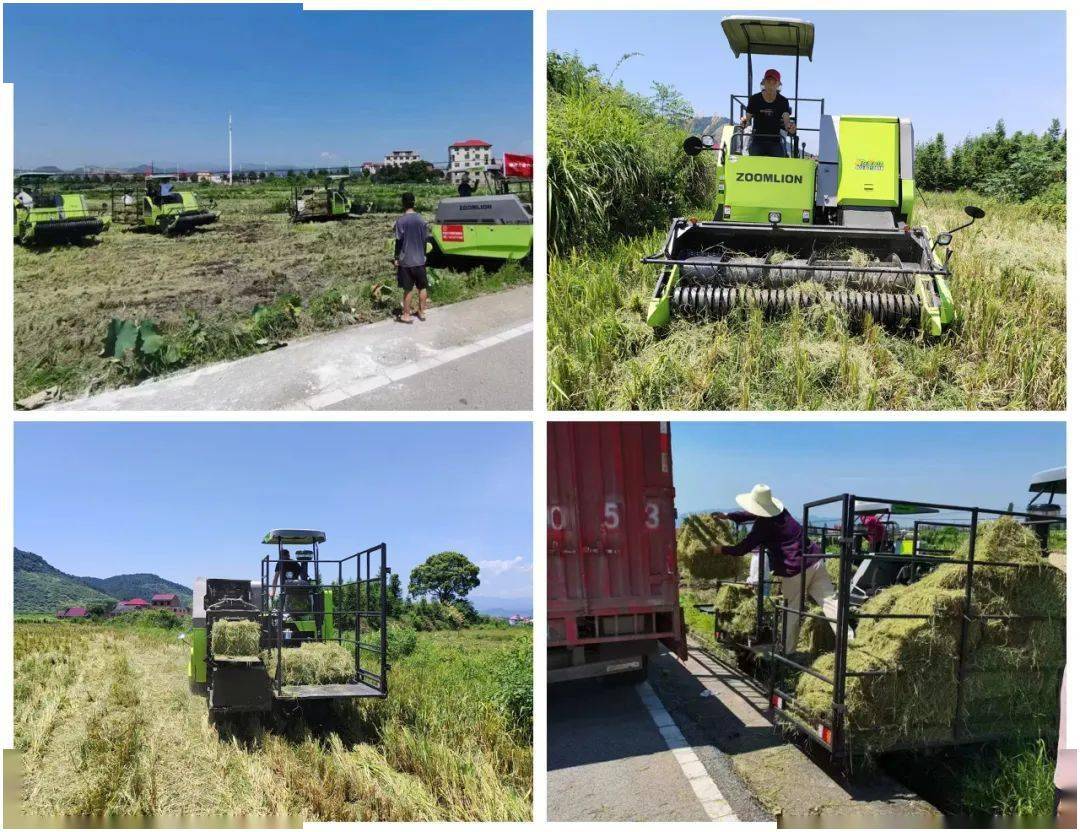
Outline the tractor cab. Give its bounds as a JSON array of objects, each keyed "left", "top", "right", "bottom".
[
  {"left": 849, "top": 501, "right": 942, "bottom": 603},
  {"left": 13, "top": 172, "right": 110, "bottom": 245},
  {"left": 1027, "top": 466, "right": 1065, "bottom": 553}
]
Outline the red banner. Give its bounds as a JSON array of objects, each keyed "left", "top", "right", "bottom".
[{"left": 503, "top": 153, "right": 533, "bottom": 180}]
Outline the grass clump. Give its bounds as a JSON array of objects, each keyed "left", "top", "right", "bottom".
[
  {"left": 266, "top": 642, "right": 356, "bottom": 685},
  {"left": 677, "top": 514, "right": 742, "bottom": 580},
  {"left": 795, "top": 518, "right": 1065, "bottom": 751},
  {"left": 210, "top": 619, "right": 261, "bottom": 656}
]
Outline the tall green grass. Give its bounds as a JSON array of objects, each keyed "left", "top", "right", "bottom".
[
  {"left": 547, "top": 191, "right": 1064, "bottom": 410},
  {"left": 547, "top": 52, "right": 712, "bottom": 255}
]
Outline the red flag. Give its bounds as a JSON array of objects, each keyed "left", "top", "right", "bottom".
[{"left": 503, "top": 153, "right": 533, "bottom": 179}]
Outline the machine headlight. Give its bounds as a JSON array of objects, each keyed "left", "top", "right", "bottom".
[
  {"left": 723, "top": 205, "right": 732, "bottom": 219},
  {"left": 718, "top": 182, "right": 726, "bottom": 193},
  {"left": 768, "top": 211, "right": 781, "bottom": 225},
  {"left": 802, "top": 210, "right": 811, "bottom": 223}
]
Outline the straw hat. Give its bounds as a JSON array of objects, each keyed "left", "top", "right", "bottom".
[{"left": 735, "top": 484, "right": 784, "bottom": 518}]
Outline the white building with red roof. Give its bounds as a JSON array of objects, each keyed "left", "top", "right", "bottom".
[{"left": 448, "top": 139, "right": 493, "bottom": 183}]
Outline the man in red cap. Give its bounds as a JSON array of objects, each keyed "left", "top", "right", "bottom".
[{"left": 740, "top": 68, "right": 796, "bottom": 157}]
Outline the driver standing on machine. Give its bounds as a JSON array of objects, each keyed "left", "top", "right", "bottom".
[
  {"left": 740, "top": 69, "right": 797, "bottom": 157},
  {"left": 270, "top": 549, "right": 298, "bottom": 601}
]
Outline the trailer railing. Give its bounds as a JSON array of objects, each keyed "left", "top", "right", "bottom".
[{"left": 766, "top": 494, "right": 1066, "bottom": 765}]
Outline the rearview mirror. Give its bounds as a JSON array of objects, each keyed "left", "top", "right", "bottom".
[
  {"left": 702, "top": 135, "right": 715, "bottom": 148},
  {"left": 682, "top": 136, "right": 704, "bottom": 157},
  {"left": 964, "top": 205, "right": 985, "bottom": 220},
  {"left": 935, "top": 232, "right": 953, "bottom": 247}
]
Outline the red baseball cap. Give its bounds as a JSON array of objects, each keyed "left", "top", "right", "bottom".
[{"left": 763, "top": 69, "right": 781, "bottom": 83}]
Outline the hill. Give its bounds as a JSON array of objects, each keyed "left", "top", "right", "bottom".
[
  {"left": 687, "top": 113, "right": 731, "bottom": 138},
  {"left": 14, "top": 548, "right": 116, "bottom": 612},
  {"left": 14, "top": 547, "right": 192, "bottom": 613},
  {"left": 78, "top": 573, "right": 192, "bottom": 607}
]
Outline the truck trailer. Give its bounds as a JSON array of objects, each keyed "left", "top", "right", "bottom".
[{"left": 547, "top": 421, "right": 686, "bottom": 683}]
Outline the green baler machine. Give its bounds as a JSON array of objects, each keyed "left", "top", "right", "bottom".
[
  {"left": 426, "top": 193, "right": 533, "bottom": 270},
  {"left": 13, "top": 172, "right": 111, "bottom": 245},
  {"left": 646, "top": 16, "right": 984, "bottom": 336},
  {"left": 112, "top": 174, "right": 218, "bottom": 236},
  {"left": 188, "top": 529, "right": 389, "bottom": 718},
  {"left": 289, "top": 175, "right": 368, "bottom": 222}
]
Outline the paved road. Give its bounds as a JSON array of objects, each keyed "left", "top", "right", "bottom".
[
  {"left": 548, "top": 674, "right": 767, "bottom": 822},
  {"left": 49, "top": 285, "right": 533, "bottom": 411}
]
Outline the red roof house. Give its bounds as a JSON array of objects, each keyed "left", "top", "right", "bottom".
[
  {"left": 151, "top": 593, "right": 181, "bottom": 609},
  {"left": 57, "top": 606, "right": 87, "bottom": 619},
  {"left": 450, "top": 139, "right": 492, "bottom": 148}
]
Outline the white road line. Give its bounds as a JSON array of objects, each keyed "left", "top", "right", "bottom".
[
  {"left": 636, "top": 681, "right": 738, "bottom": 822},
  {"left": 300, "top": 321, "right": 533, "bottom": 410}
]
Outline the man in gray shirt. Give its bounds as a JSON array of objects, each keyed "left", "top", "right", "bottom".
[{"left": 393, "top": 192, "right": 429, "bottom": 323}]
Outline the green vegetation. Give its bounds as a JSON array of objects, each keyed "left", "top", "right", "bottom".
[
  {"left": 547, "top": 52, "right": 712, "bottom": 255},
  {"left": 408, "top": 551, "right": 481, "bottom": 604},
  {"left": 548, "top": 190, "right": 1064, "bottom": 410},
  {"left": 546, "top": 53, "right": 1064, "bottom": 412},
  {"left": 13, "top": 621, "right": 531, "bottom": 821},
  {"left": 14, "top": 179, "right": 531, "bottom": 403}
]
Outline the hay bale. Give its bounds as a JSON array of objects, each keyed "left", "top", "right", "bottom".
[
  {"left": 794, "top": 518, "right": 1065, "bottom": 751},
  {"left": 264, "top": 642, "right": 355, "bottom": 685},
  {"left": 211, "top": 620, "right": 261, "bottom": 657},
  {"left": 713, "top": 583, "right": 775, "bottom": 641},
  {"left": 678, "top": 514, "right": 745, "bottom": 580}
]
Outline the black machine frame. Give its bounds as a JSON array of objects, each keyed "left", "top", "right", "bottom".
[
  {"left": 259, "top": 540, "right": 389, "bottom": 700},
  {"left": 764, "top": 493, "right": 1065, "bottom": 766}
]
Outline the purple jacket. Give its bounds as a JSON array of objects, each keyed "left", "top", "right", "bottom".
[{"left": 721, "top": 509, "right": 822, "bottom": 578}]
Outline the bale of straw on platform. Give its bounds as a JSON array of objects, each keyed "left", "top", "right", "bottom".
[
  {"left": 678, "top": 514, "right": 744, "bottom": 580},
  {"left": 794, "top": 518, "right": 1065, "bottom": 751},
  {"left": 263, "top": 642, "right": 355, "bottom": 685},
  {"left": 210, "top": 619, "right": 261, "bottom": 657}
]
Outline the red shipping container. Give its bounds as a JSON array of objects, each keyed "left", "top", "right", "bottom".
[{"left": 548, "top": 421, "right": 685, "bottom": 683}]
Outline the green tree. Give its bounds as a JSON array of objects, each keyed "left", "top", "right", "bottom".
[
  {"left": 388, "top": 571, "right": 405, "bottom": 616},
  {"left": 408, "top": 551, "right": 480, "bottom": 604}
]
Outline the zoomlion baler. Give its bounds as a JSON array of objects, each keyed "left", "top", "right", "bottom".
[
  {"left": 13, "top": 172, "right": 111, "bottom": 245},
  {"left": 113, "top": 174, "right": 218, "bottom": 236},
  {"left": 427, "top": 194, "right": 533, "bottom": 269},
  {"left": 646, "top": 17, "right": 984, "bottom": 336},
  {"left": 188, "top": 529, "right": 389, "bottom": 718},
  {"left": 289, "top": 175, "right": 368, "bottom": 222}
]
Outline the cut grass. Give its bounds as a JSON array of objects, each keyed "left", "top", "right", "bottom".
[
  {"left": 547, "top": 190, "right": 1064, "bottom": 410},
  {"left": 15, "top": 182, "right": 531, "bottom": 402},
  {"left": 13, "top": 621, "right": 531, "bottom": 821}
]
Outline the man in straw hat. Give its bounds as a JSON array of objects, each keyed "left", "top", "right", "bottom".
[{"left": 711, "top": 483, "right": 844, "bottom": 653}]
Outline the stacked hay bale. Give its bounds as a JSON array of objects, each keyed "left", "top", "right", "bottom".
[
  {"left": 677, "top": 513, "right": 744, "bottom": 581},
  {"left": 263, "top": 642, "right": 355, "bottom": 685},
  {"left": 794, "top": 518, "right": 1065, "bottom": 752},
  {"left": 210, "top": 619, "right": 261, "bottom": 657}
]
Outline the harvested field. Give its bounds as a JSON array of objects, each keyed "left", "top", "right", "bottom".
[
  {"left": 14, "top": 182, "right": 531, "bottom": 402},
  {"left": 13, "top": 621, "right": 532, "bottom": 822}
]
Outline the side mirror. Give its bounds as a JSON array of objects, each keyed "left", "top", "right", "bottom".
[
  {"left": 964, "top": 205, "right": 985, "bottom": 220},
  {"left": 935, "top": 232, "right": 953, "bottom": 248},
  {"left": 682, "top": 136, "right": 704, "bottom": 157},
  {"left": 701, "top": 135, "right": 715, "bottom": 148}
]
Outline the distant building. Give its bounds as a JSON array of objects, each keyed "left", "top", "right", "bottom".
[
  {"left": 361, "top": 161, "right": 383, "bottom": 175},
  {"left": 57, "top": 606, "right": 87, "bottom": 619},
  {"left": 448, "top": 139, "right": 493, "bottom": 184},
  {"left": 383, "top": 150, "right": 422, "bottom": 168},
  {"left": 151, "top": 593, "right": 181, "bottom": 609},
  {"left": 113, "top": 598, "right": 150, "bottom": 614},
  {"left": 194, "top": 171, "right": 215, "bottom": 183},
  {"left": 508, "top": 614, "right": 532, "bottom": 626}
]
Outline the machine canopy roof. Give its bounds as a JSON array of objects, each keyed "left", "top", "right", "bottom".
[
  {"left": 263, "top": 529, "right": 327, "bottom": 545},
  {"left": 1029, "top": 467, "right": 1066, "bottom": 494},
  {"left": 853, "top": 500, "right": 940, "bottom": 516},
  {"left": 721, "top": 16, "right": 815, "bottom": 60}
]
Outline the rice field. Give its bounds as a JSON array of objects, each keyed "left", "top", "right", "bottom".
[
  {"left": 14, "top": 181, "right": 531, "bottom": 403},
  {"left": 12, "top": 621, "right": 532, "bottom": 823},
  {"left": 547, "top": 190, "right": 1065, "bottom": 411}
]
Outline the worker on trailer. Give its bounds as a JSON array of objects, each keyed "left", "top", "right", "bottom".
[
  {"left": 739, "top": 69, "right": 796, "bottom": 158},
  {"left": 15, "top": 188, "right": 33, "bottom": 208},
  {"left": 860, "top": 512, "right": 888, "bottom": 552},
  {"left": 711, "top": 484, "right": 842, "bottom": 652}
]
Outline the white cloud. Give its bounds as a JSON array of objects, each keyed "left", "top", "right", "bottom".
[
  {"left": 320, "top": 151, "right": 336, "bottom": 160},
  {"left": 478, "top": 556, "right": 532, "bottom": 577}
]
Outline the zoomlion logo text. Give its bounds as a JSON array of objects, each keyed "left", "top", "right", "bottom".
[
  {"left": 855, "top": 159, "right": 885, "bottom": 172},
  {"left": 735, "top": 172, "right": 803, "bottom": 184}
]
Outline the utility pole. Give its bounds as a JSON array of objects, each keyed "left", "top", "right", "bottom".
[{"left": 227, "top": 112, "right": 233, "bottom": 185}]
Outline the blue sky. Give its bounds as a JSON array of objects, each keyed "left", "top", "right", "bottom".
[
  {"left": 672, "top": 422, "right": 1065, "bottom": 522},
  {"left": 549, "top": 11, "right": 1064, "bottom": 149},
  {"left": 14, "top": 422, "right": 533, "bottom": 601},
  {"left": 4, "top": 5, "right": 532, "bottom": 169}
]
